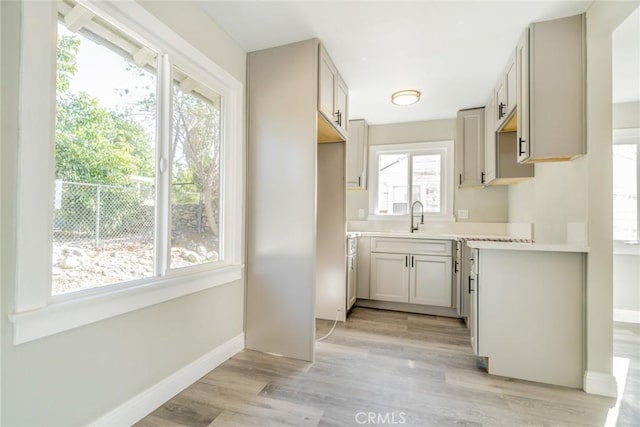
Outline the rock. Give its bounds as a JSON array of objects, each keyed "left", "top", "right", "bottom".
[
  {"left": 182, "top": 250, "right": 201, "bottom": 263},
  {"left": 207, "top": 251, "right": 219, "bottom": 262},
  {"left": 61, "top": 256, "right": 81, "bottom": 269},
  {"left": 196, "top": 246, "right": 208, "bottom": 257},
  {"left": 52, "top": 267, "right": 63, "bottom": 276},
  {"left": 70, "top": 247, "right": 87, "bottom": 258}
]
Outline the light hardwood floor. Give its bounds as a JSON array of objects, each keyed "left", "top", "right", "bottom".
[{"left": 137, "top": 308, "right": 639, "bottom": 426}]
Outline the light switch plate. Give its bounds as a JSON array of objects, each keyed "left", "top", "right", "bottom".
[
  {"left": 358, "top": 209, "right": 365, "bottom": 219},
  {"left": 457, "top": 209, "right": 469, "bottom": 219}
]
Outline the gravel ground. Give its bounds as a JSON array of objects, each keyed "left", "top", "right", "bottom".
[{"left": 52, "top": 233, "right": 218, "bottom": 295}]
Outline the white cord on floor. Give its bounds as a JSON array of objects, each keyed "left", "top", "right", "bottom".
[{"left": 316, "top": 309, "right": 341, "bottom": 342}]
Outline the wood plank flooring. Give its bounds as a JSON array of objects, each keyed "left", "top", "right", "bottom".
[{"left": 137, "top": 308, "right": 638, "bottom": 426}]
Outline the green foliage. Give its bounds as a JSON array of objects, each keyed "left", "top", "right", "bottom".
[
  {"left": 54, "top": 33, "right": 155, "bottom": 241},
  {"left": 56, "top": 35, "right": 79, "bottom": 93},
  {"left": 55, "top": 33, "right": 154, "bottom": 185}
]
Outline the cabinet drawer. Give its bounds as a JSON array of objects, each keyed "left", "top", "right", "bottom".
[{"left": 371, "top": 238, "right": 452, "bottom": 256}]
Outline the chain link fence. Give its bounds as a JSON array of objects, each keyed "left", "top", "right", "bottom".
[
  {"left": 54, "top": 181, "right": 156, "bottom": 247},
  {"left": 53, "top": 180, "right": 207, "bottom": 248}
]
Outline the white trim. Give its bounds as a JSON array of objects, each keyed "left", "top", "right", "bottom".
[
  {"left": 368, "top": 140, "right": 455, "bottom": 220},
  {"left": 614, "top": 241, "right": 640, "bottom": 255},
  {"left": 612, "top": 128, "right": 640, "bottom": 244},
  {"left": 89, "top": 333, "right": 245, "bottom": 427},
  {"left": 15, "top": 0, "right": 57, "bottom": 312},
  {"left": 12, "top": 0, "right": 244, "bottom": 343},
  {"left": 614, "top": 309, "right": 640, "bottom": 324},
  {"left": 583, "top": 370, "right": 618, "bottom": 397},
  {"left": 613, "top": 127, "right": 640, "bottom": 144},
  {"left": 9, "top": 265, "right": 243, "bottom": 345}
]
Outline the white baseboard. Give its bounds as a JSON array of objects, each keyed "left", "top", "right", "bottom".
[
  {"left": 614, "top": 309, "right": 640, "bottom": 324},
  {"left": 90, "top": 333, "right": 244, "bottom": 427},
  {"left": 583, "top": 370, "right": 618, "bottom": 398}
]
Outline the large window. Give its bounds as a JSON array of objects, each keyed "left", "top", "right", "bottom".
[
  {"left": 369, "top": 141, "right": 454, "bottom": 220},
  {"left": 10, "top": 0, "right": 243, "bottom": 344},
  {"left": 613, "top": 129, "right": 640, "bottom": 242},
  {"left": 53, "top": 14, "right": 159, "bottom": 294},
  {"left": 52, "top": 0, "right": 227, "bottom": 295}
]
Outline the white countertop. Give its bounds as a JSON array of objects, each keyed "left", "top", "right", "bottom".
[
  {"left": 347, "top": 221, "right": 533, "bottom": 241},
  {"left": 347, "top": 231, "right": 531, "bottom": 242},
  {"left": 466, "top": 241, "right": 589, "bottom": 253},
  {"left": 348, "top": 231, "right": 452, "bottom": 240}
]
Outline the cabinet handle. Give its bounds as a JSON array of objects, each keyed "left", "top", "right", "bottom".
[
  {"left": 455, "top": 261, "right": 459, "bottom": 273},
  {"left": 498, "top": 102, "right": 505, "bottom": 119},
  {"left": 481, "top": 172, "right": 485, "bottom": 184},
  {"left": 411, "top": 256, "right": 414, "bottom": 268},
  {"left": 358, "top": 176, "right": 361, "bottom": 187},
  {"left": 518, "top": 137, "right": 526, "bottom": 156},
  {"left": 459, "top": 173, "right": 462, "bottom": 186},
  {"left": 468, "top": 276, "right": 474, "bottom": 294},
  {"left": 405, "top": 256, "right": 408, "bottom": 268},
  {"left": 335, "top": 110, "right": 342, "bottom": 127}
]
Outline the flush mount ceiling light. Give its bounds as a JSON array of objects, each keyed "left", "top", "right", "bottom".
[{"left": 391, "top": 90, "right": 421, "bottom": 106}]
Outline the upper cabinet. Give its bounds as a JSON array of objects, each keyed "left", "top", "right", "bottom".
[
  {"left": 495, "top": 51, "right": 517, "bottom": 129},
  {"left": 318, "top": 45, "right": 348, "bottom": 141},
  {"left": 518, "top": 14, "right": 586, "bottom": 163},
  {"left": 347, "top": 119, "right": 368, "bottom": 189},
  {"left": 516, "top": 29, "right": 530, "bottom": 163},
  {"left": 485, "top": 94, "right": 534, "bottom": 185},
  {"left": 484, "top": 94, "right": 497, "bottom": 184},
  {"left": 456, "top": 107, "right": 486, "bottom": 188}
]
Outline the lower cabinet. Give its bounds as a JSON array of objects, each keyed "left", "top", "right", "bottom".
[
  {"left": 370, "top": 252, "right": 409, "bottom": 303},
  {"left": 410, "top": 255, "right": 453, "bottom": 306},
  {"left": 370, "top": 251, "right": 453, "bottom": 307},
  {"left": 347, "top": 253, "right": 357, "bottom": 310},
  {"left": 471, "top": 247, "right": 585, "bottom": 388}
]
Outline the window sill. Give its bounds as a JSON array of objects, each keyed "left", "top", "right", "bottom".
[
  {"left": 614, "top": 241, "right": 640, "bottom": 256},
  {"left": 367, "top": 214, "right": 456, "bottom": 222},
  {"left": 8, "top": 264, "right": 243, "bottom": 345}
]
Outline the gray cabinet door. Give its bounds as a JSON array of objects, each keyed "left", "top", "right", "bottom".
[
  {"left": 516, "top": 28, "right": 530, "bottom": 163},
  {"left": 456, "top": 107, "right": 486, "bottom": 187},
  {"left": 318, "top": 47, "right": 335, "bottom": 123},
  {"left": 370, "top": 252, "right": 409, "bottom": 303},
  {"left": 484, "top": 94, "right": 497, "bottom": 184},
  {"left": 523, "top": 14, "right": 586, "bottom": 162},
  {"left": 347, "top": 255, "right": 357, "bottom": 310},
  {"left": 347, "top": 119, "right": 368, "bottom": 189},
  {"left": 335, "top": 76, "right": 348, "bottom": 138},
  {"left": 409, "top": 255, "right": 453, "bottom": 307}
]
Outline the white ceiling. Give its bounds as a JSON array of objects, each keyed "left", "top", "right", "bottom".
[{"left": 197, "top": 1, "right": 637, "bottom": 125}]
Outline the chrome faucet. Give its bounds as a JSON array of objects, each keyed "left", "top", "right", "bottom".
[{"left": 410, "top": 201, "right": 424, "bottom": 233}]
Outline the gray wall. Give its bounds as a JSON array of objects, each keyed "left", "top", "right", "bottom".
[
  {"left": 347, "top": 118, "right": 509, "bottom": 223},
  {"left": 245, "top": 39, "right": 317, "bottom": 362},
  {"left": 1, "top": 1, "right": 246, "bottom": 425}
]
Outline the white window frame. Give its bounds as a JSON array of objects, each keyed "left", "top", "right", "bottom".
[
  {"left": 613, "top": 127, "right": 640, "bottom": 253},
  {"left": 368, "top": 141, "right": 454, "bottom": 221},
  {"left": 9, "top": 0, "right": 244, "bottom": 345}
]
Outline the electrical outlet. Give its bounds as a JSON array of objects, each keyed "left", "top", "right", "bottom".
[
  {"left": 358, "top": 209, "right": 365, "bottom": 219},
  {"left": 457, "top": 209, "right": 469, "bottom": 220}
]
